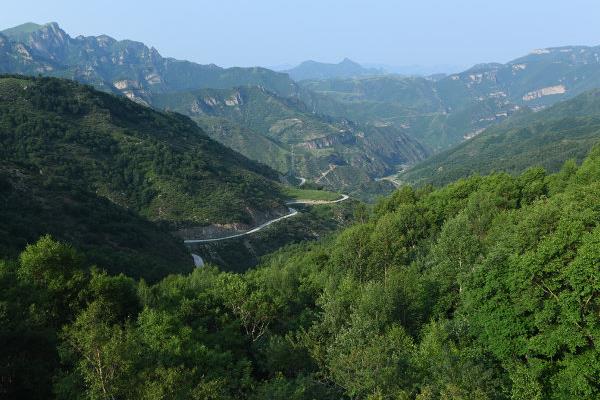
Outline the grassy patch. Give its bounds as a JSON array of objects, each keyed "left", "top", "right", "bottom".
[{"left": 282, "top": 186, "right": 342, "bottom": 201}]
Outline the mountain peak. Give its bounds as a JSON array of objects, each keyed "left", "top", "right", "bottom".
[
  {"left": 1, "top": 22, "right": 43, "bottom": 41},
  {"left": 286, "top": 58, "right": 382, "bottom": 81},
  {"left": 1, "top": 21, "right": 69, "bottom": 46},
  {"left": 340, "top": 57, "right": 358, "bottom": 65},
  {"left": 43, "top": 21, "right": 62, "bottom": 31}
]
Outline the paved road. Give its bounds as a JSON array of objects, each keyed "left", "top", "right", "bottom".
[
  {"left": 184, "top": 193, "right": 349, "bottom": 244},
  {"left": 184, "top": 207, "right": 299, "bottom": 244}
]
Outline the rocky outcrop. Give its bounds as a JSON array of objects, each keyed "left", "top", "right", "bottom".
[
  {"left": 225, "top": 91, "right": 243, "bottom": 106},
  {"left": 0, "top": 22, "right": 299, "bottom": 100},
  {"left": 300, "top": 131, "right": 356, "bottom": 149},
  {"left": 522, "top": 85, "right": 566, "bottom": 101}
]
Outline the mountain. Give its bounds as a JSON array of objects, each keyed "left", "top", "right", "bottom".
[
  {"left": 299, "top": 45, "right": 600, "bottom": 152},
  {"left": 5, "top": 142, "right": 599, "bottom": 399},
  {"left": 152, "top": 85, "right": 429, "bottom": 195},
  {"left": 0, "top": 75, "right": 289, "bottom": 271},
  {"left": 0, "top": 22, "right": 299, "bottom": 103},
  {"left": 0, "top": 163, "right": 192, "bottom": 282},
  {"left": 284, "top": 58, "right": 384, "bottom": 81},
  {"left": 0, "top": 22, "right": 432, "bottom": 200},
  {"left": 399, "top": 89, "right": 600, "bottom": 186},
  {"left": 1, "top": 22, "right": 42, "bottom": 42},
  {"left": 299, "top": 74, "right": 521, "bottom": 151},
  {"left": 361, "top": 63, "right": 468, "bottom": 76}
]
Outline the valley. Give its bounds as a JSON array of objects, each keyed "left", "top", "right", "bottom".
[{"left": 1, "top": 11, "right": 600, "bottom": 400}]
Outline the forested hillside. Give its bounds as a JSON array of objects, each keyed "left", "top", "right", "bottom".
[
  {"left": 0, "top": 22, "right": 432, "bottom": 199},
  {"left": 153, "top": 86, "right": 428, "bottom": 196},
  {"left": 3, "top": 143, "right": 598, "bottom": 399},
  {"left": 0, "top": 75, "right": 285, "bottom": 224},
  {"left": 400, "top": 89, "right": 600, "bottom": 186},
  {"left": 0, "top": 164, "right": 191, "bottom": 281},
  {"left": 300, "top": 46, "right": 600, "bottom": 152},
  {"left": 300, "top": 74, "right": 521, "bottom": 150},
  {"left": 0, "top": 75, "right": 291, "bottom": 280}
]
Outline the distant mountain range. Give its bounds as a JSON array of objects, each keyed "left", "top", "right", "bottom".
[
  {"left": 299, "top": 45, "right": 600, "bottom": 151},
  {"left": 399, "top": 88, "right": 600, "bottom": 186},
  {"left": 361, "top": 63, "right": 468, "bottom": 77},
  {"left": 3, "top": 21, "right": 600, "bottom": 197},
  {"left": 283, "top": 58, "right": 384, "bottom": 81},
  {"left": 0, "top": 22, "right": 299, "bottom": 104}
]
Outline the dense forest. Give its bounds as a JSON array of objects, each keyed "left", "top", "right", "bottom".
[
  {"left": 400, "top": 89, "right": 600, "bottom": 186},
  {"left": 2, "top": 144, "right": 599, "bottom": 399},
  {"left": 0, "top": 75, "right": 284, "bottom": 227},
  {"left": 0, "top": 75, "right": 299, "bottom": 279}
]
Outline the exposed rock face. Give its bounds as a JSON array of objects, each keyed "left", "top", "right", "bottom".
[
  {"left": 0, "top": 22, "right": 299, "bottom": 102},
  {"left": 225, "top": 91, "right": 242, "bottom": 106},
  {"left": 523, "top": 85, "right": 567, "bottom": 101},
  {"left": 300, "top": 132, "right": 356, "bottom": 149},
  {"left": 531, "top": 48, "right": 551, "bottom": 55}
]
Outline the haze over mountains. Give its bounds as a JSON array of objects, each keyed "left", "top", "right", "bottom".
[
  {"left": 0, "top": 22, "right": 299, "bottom": 103},
  {"left": 3, "top": 21, "right": 600, "bottom": 199},
  {"left": 400, "top": 88, "right": 600, "bottom": 185},
  {"left": 2, "top": 14, "right": 600, "bottom": 400},
  {"left": 283, "top": 58, "right": 384, "bottom": 81}
]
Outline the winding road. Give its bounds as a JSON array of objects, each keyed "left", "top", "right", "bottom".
[
  {"left": 184, "top": 207, "right": 299, "bottom": 244},
  {"left": 185, "top": 192, "right": 349, "bottom": 244},
  {"left": 186, "top": 179, "right": 349, "bottom": 266}
]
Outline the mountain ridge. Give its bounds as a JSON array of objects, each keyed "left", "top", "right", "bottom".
[
  {"left": 284, "top": 57, "right": 384, "bottom": 81},
  {"left": 152, "top": 85, "right": 430, "bottom": 197},
  {"left": 298, "top": 44, "right": 600, "bottom": 151},
  {"left": 399, "top": 88, "right": 600, "bottom": 186},
  {"left": 0, "top": 22, "right": 300, "bottom": 103},
  {"left": 0, "top": 75, "right": 287, "bottom": 226}
]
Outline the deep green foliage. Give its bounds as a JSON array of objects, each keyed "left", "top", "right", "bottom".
[
  {"left": 0, "top": 75, "right": 284, "bottom": 225},
  {"left": 0, "top": 74, "right": 302, "bottom": 280},
  {"left": 152, "top": 86, "right": 429, "bottom": 197},
  {"left": 401, "top": 89, "right": 600, "bottom": 186},
  {"left": 2, "top": 146, "right": 599, "bottom": 399}
]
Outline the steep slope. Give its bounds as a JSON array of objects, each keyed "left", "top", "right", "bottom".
[
  {"left": 0, "top": 22, "right": 299, "bottom": 103},
  {"left": 284, "top": 58, "right": 383, "bottom": 81},
  {"left": 300, "top": 74, "right": 520, "bottom": 150},
  {"left": 399, "top": 89, "right": 600, "bottom": 186},
  {"left": 152, "top": 86, "right": 429, "bottom": 195},
  {"left": 0, "top": 163, "right": 191, "bottom": 281},
  {"left": 0, "top": 22, "right": 429, "bottom": 200},
  {"left": 0, "top": 76, "right": 287, "bottom": 228},
  {"left": 300, "top": 45, "right": 600, "bottom": 151},
  {"left": 5, "top": 144, "right": 598, "bottom": 399}
]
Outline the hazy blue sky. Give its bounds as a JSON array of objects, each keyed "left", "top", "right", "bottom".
[{"left": 1, "top": 0, "right": 599, "bottom": 69}]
